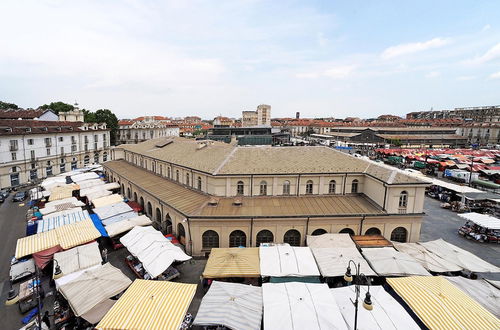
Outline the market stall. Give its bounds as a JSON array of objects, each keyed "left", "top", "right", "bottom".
[
  {"left": 457, "top": 212, "right": 500, "bottom": 243},
  {"left": 39, "top": 197, "right": 85, "bottom": 216},
  {"left": 104, "top": 215, "right": 152, "bottom": 238},
  {"left": 306, "top": 233, "right": 356, "bottom": 249},
  {"left": 311, "top": 247, "right": 377, "bottom": 280},
  {"left": 53, "top": 242, "right": 102, "bottom": 278},
  {"left": 260, "top": 245, "right": 320, "bottom": 282},
  {"left": 361, "top": 247, "right": 430, "bottom": 276},
  {"left": 202, "top": 248, "right": 260, "bottom": 280},
  {"left": 91, "top": 194, "right": 123, "bottom": 208},
  {"left": 92, "top": 202, "right": 133, "bottom": 221},
  {"left": 392, "top": 242, "right": 462, "bottom": 273},
  {"left": 36, "top": 208, "right": 91, "bottom": 233}
]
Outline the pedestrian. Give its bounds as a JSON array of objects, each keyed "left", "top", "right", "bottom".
[
  {"left": 101, "top": 248, "right": 108, "bottom": 263},
  {"left": 42, "top": 311, "right": 51, "bottom": 329}
]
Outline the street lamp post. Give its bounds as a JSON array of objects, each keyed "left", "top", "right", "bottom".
[{"left": 344, "top": 260, "right": 373, "bottom": 330}]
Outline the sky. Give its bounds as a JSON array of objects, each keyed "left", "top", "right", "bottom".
[{"left": 0, "top": 1, "right": 499, "bottom": 119}]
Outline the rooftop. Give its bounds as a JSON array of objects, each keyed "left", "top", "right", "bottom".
[
  {"left": 0, "top": 120, "right": 108, "bottom": 135},
  {"left": 0, "top": 108, "right": 49, "bottom": 119}
]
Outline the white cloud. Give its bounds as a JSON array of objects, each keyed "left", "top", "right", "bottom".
[
  {"left": 425, "top": 71, "right": 440, "bottom": 78},
  {"left": 457, "top": 76, "right": 476, "bottom": 81},
  {"left": 482, "top": 24, "right": 491, "bottom": 32},
  {"left": 490, "top": 71, "right": 500, "bottom": 79},
  {"left": 317, "top": 32, "right": 328, "bottom": 47},
  {"left": 296, "top": 64, "right": 356, "bottom": 79},
  {"left": 295, "top": 72, "right": 320, "bottom": 79},
  {"left": 381, "top": 37, "right": 450, "bottom": 59},
  {"left": 467, "top": 43, "right": 500, "bottom": 64}
]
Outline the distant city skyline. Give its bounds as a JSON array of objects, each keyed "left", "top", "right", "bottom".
[{"left": 1, "top": 1, "right": 499, "bottom": 119}]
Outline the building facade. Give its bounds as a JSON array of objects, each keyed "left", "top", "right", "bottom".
[
  {"left": 105, "top": 137, "right": 428, "bottom": 256},
  {"left": 407, "top": 105, "right": 500, "bottom": 122},
  {"left": 117, "top": 116, "right": 179, "bottom": 145},
  {"left": 242, "top": 104, "right": 271, "bottom": 127},
  {"left": 456, "top": 123, "right": 500, "bottom": 146},
  {"left": 0, "top": 120, "right": 110, "bottom": 188}
]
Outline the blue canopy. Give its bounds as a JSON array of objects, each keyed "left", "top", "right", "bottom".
[{"left": 90, "top": 213, "right": 108, "bottom": 237}]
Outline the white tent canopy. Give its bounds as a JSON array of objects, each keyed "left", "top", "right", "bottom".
[
  {"left": 392, "top": 242, "right": 462, "bottom": 273},
  {"left": 260, "top": 245, "right": 320, "bottom": 277},
  {"left": 194, "top": 281, "right": 263, "bottom": 330},
  {"left": 311, "top": 247, "right": 377, "bottom": 277},
  {"left": 40, "top": 197, "right": 85, "bottom": 215},
  {"left": 362, "top": 247, "right": 431, "bottom": 276},
  {"left": 120, "top": 226, "right": 191, "bottom": 278},
  {"left": 306, "top": 233, "right": 357, "bottom": 249},
  {"left": 446, "top": 276, "right": 500, "bottom": 318},
  {"left": 104, "top": 215, "right": 152, "bottom": 237},
  {"left": 37, "top": 208, "right": 91, "bottom": 233},
  {"left": 101, "top": 211, "right": 137, "bottom": 226},
  {"left": 53, "top": 241, "right": 102, "bottom": 277},
  {"left": 419, "top": 239, "right": 500, "bottom": 273},
  {"left": 457, "top": 212, "right": 500, "bottom": 230},
  {"left": 71, "top": 172, "right": 100, "bottom": 183},
  {"left": 331, "top": 285, "right": 421, "bottom": 330},
  {"left": 80, "top": 182, "right": 120, "bottom": 197},
  {"left": 87, "top": 190, "right": 113, "bottom": 202},
  {"left": 93, "top": 202, "right": 132, "bottom": 220},
  {"left": 430, "top": 178, "right": 483, "bottom": 193},
  {"left": 77, "top": 179, "right": 105, "bottom": 190},
  {"left": 92, "top": 194, "right": 123, "bottom": 208},
  {"left": 263, "top": 282, "right": 348, "bottom": 330}
]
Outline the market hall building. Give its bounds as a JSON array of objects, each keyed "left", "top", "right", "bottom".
[{"left": 104, "top": 137, "right": 429, "bottom": 256}]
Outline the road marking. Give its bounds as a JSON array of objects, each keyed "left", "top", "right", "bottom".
[{"left": 18, "top": 203, "right": 24, "bottom": 207}]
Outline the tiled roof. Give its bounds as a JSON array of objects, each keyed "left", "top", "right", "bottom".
[
  {"left": 0, "top": 108, "right": 47, "bottom": 119},
  {"left": 0, "top": 120, "right": 108, "bottom": 135}
]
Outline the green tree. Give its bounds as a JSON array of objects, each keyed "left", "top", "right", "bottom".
[
  {"left": 0, "top": 101, "right": 19, "bottom": 110},
  {"left": 39, "top": 101, "right": 74, "bottom": 114},
  {"left": 90, "top": 109, "right": 119, "bottom": 145}
]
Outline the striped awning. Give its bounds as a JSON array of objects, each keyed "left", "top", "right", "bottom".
[
  {"left": 15, "top": 230, "right": 59, "bottom": 259},
  {"left": 48, "top": 184, "right": 80, "bottom": 201},
  {"left": 97, "top": 280, "right": 197, "bottom": 330},
  {"left": 37, "top": 209, "right": 91, "bottom": 233},
  {"left": 387, "top": 276, "right": 500, "bottom": 329},
  {"left": 203, "top": 248, "right": 260, "bottom": 278}
]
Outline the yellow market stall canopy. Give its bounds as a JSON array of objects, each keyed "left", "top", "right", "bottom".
[{"left": 203, "top": 248, "right": 260, "bottom": 278}]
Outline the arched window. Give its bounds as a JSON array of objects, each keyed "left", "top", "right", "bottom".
[
  {"left": 176, "top": 170, "right": 179, "bottom": 182},
  {"left": 121, "top": 184, "right": 125, "bottom": 194},
  {"left": 391, "top": 227, "right": 408, "bottom": 242},
  {"left": 256, "top": 230, "right": 274, "bottom": 246},
  {"left": 94, "top": 152, "right": 99, "bottom": 163},
  {"left": 103, "top": 152, "right": 108, "bottom": 162},
  {"left": 139, "top": 197, "right": 144, "bottom": 209},
  {"left": 134, "top": 192, "right": 138, "bottom": 202},
  {"left": 311, "top": 228, "right": 327, "bottom": 236},
  {"left": 284, "top": 229, "right": 301, "bottom": 246},
  {"left": 84, "top": 155, "right": 90, "bottom": 165},
  {"left": 186, "top": 173, "right": 190, "bottom": 186},
  {"left": 237, "top": 181, "right": 244, "bottom": 195},
  {"left": 259, "top": 181, "right": 267, "bottom": 196},
  {"left": 155, "top": 208, "right": 161, "bottom": 223},
  {"left": 328, "top": 180, "right": 336, "bottom": 194},
  {"left": 164, "top": 214, "right": 172, "bottom": 234},
  {"left": 177, "top": 223, "right": 186, "bottom": 244},
  {"left": 365, "top": 227, "right": 381, "bottom": 235},
  {"left": 147, "top": 202, "right": 152, "bottom": 216},
  {"left": 202, "top": 230, "right": 219, "bottom": 249},
  {"left": 198, "top": 177, "right": 202, "bottom": 190},
  {"left": 339, "top": 228, "right": 355, "bottom": 235},
  {"left": 282, "top": 180, "right": 290, "bottom": 195},
  {"left": 127, "top": 187, "right": 131, "bottom": 198},
  {"left": 229, "top": 230, "right": 247, "bottom": 247},
  {"left": 351, "top": 179, "right": 359, "bottom": 193},
  {"left": 306, "top": 180, "right": 313, "bottom": 194},
  {"left": 399, "top": 191, "right": 408, "bottom": 208}
]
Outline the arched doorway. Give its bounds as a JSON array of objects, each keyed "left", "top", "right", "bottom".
[
  {"left": 121, "top": 184, "right": 125, "bottom": 194},
  {"left": 339, "top": 228, "right": 355, "bottom": 235},
  {"left": 283, "top": 229, "right": 301, "bottom": 246},
  {"left": 155, "top": 208, "right": 161, "bottom": 223},
  {"left": 139, "top": 197, "right": 144, "bottom": 209},
  {"left": 127, "top": 188, "right": 131, "bottom": 199},
  {"left": 177, "top": 223, "right": 186, "bottom": 244},
  {"left": 311, "top": 228, "right": 327, "bottom": 236},
  {"left": 229, "top": 230, "right": 247, "bottom": 247},
  {"left": 365, "top": 227, "right": 381, "bottom": 235},
  {"left": 134, "top": 192, "right": 138, "bottom": 202},
  {"left": 147, "top": 202, "right": 152, "bottom": 217},
  {"left": 202, "top": 230, "right": 219, "bottom": 249},
  {"left": 256, "top": 230, "right": 274, "bottom": 246},
  {"left": 391, "top": 227, "right": 408, "bottom": 242},
  {"left": 164, "top": 214, "right": 173, "bottom": 234}
]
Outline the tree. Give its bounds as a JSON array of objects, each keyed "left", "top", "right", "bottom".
[
  {"left": 89, "top": 109, "right": 119, "bottom": 145},
  {"left": 39, "top": 101, "right": 74, "bottom": 114},
  {"left": 0, "top": 101, "right": 19, "bottom": 110}
]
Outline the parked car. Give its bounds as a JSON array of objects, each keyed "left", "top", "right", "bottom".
[
  {"left": 12, "top": 191, "right": 28, "bottom": 202},
  {"left": 0, "top": 195, "right": 4, "bottom": 203},
  {"left": 0, "top": 189, "right": 9, "bottom": 198}
]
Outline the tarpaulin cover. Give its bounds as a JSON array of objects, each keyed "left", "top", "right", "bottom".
[
  {"left": 80, "top": 182, "right": 120, "bottom": 197},
  {"left": 70, "top": 172, "right": 99, "bottom": 183},
  {"left": 362, "top": 247, "right": 431, "bottom": 276},
  {"left": 87, "top": 190, "right": 112, "bottom": 202},
  {"left": 104, "top": 215, "right": 152, "bottom": 238},
  {"left": 120, "top": 226, "right": 191, "bottom": 278},
  {"left": 48, "top": 184, "right": 79, "bottom": 201},
  {"left": 58, "top": 263, "right": 131, "bottom": 317},
  {"left": 93, "top": 202, "right": 132, "bottom": 220},
  {"left": 32, "top": 245, "right": 63, "bottom": 269},
  {"left": 457, "top": 212, "right": 500, "bottom": 230},
  {"left": 260, "top": 245, "right": 320, "bottom": 277},
  {"left": 100, "top": 211, "right": 137, "bottom": 226},
  {"left": 306, "top": 233, "right": 356, "bottom": 249},
  {"left": 331, "top": 285, "right": 421, "bottom": 330},
  {"left": 77, "top": 179, "right": 105, "bottom": 190},
  {"left": 392, "top": 242, "right": 462, "bottom": 273},
  {"left": 92, "top": 194, "right": 123, "bottom": 208},
  {"left": 54, "top": 241, "right": 102, "bottom": 277},
  {"left": 16, "top": 230, "right": 59, "bottom": 259},
  {"left": 40, "top": 197, "right": 85, "bottom": 215},
  {"left": 90, "top": 214, "right": 108, "bottom": 237},
  {"left": 194, "top": 281, "right": 262, "bottom": 330},
  {"left": 263, "top": 282, "right": 348, "bottom": 330},
  {"left": 387, "top": 276, "right": 500, "bottom": 330},
  {"left": 419, "top": 238, "right": 500, "bottom": 272},
  {"left": 97, "top": 280, "right": 197, "bottom": 330},
  {"left": 203, "top": 248, "right": 260, "bottom": 278},
  {"left": 311, "top": 247, "right": 377, "bottom": 277},
  {"left": 446, "top": 276, "right": 500, "bottom": 318},
  {"left": 37, "top": 208, "right": 91, "bottom": 233}
]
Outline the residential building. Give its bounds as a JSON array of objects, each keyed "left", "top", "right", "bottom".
[
  {"left": 117, "top": 116, "right": 179, "bottom": 145},
  {"left": 242, "top": 104, "right": 271, "bottom": 126},
  {"left": 0, "top": 120, "right": 110, "bottom": 188},
  {"left": 407, "top": 105, "right": 500, "bottom": 122},
  {"left": 105, "top": 137, "right": 428, "bottom": 256},
  {"left": 456, "top": 123, "right": 500, "bottom": 146},
  {"left": 213, "top": 116, "right": 234, "bottom": 127},
  {"left": 58, "top": 109, "right": 84, "bottom": 122}
]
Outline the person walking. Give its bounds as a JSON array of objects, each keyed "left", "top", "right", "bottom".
[{"left": 101, "top": 248, "right": 108, "bottom": 263}]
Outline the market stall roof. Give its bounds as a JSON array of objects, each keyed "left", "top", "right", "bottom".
[
  {"left": 104, "top": 215, "right": 152, "bottom": 237},
  {"left": 194, "top": 281, "right": 262, "bottom": 330},
  {"left": 77, "top": 179, "right": 105, "bottom": 190},
  {"left": 92, "top": 194, "right": 124, "bottom": 208},
  {"left": 387, "top": 276, "right": 500, "bottom": 330},
  {"left": 15, "top": 219, "right": 101, "bottom": 258},
  {"left": 48, "top": 183, "right": 79, "bottom": 201},
  {"left": 331, "top": 285, "right": 421, "bottom": 330},
  {"left": 351, "top": 235, "right": 392, "bottom": 248},
  {"left": 392, "top": 242, "right": 462, "bottom": 273},
  {"left": 40, "top": 197, "right": 85, "bottom": 215},
  {"left": 472, "top": 178, "right": 500, "bottom": 189},
  {"left": 93, "top": 202, "right": 133, "bottom": 220},
  {"left": 311, "top": 247, "right": 377, "bottom": 277},
  {"left": 259, "top": 245, "right": 320, "bottom": 277},
  {"left": 445, "top": 276, "right": 500, "bottom": 318},
  {"left": 37, "top": 208, "right": 91, "bottom": 233},
  {"left": 71, "top": 172, "right": 100, "bottom": 183},
  {"left": 100, "top": 211, "right": 137, "bottom": 226},
  {"left": 120, "top": 226, "right": 191, "bottom": 278},
  {"left": 263, "top": 282, "right": 348, "bottom": 330},
  {"left": 306, "top": 233, "right": 356, "bottom": 249},
  {"left": 203, "top": 248, "right": 260, "bottom": 278},
  {"left": 457, "top": 212, "right": 500, "bottom": 230},
  {"left": 58, "top": 263, "right": 131, "bottom": 318},
  {"left": 87, "top": 190, "right": 113, "bottom": 202},
  {"left": 97, "top": 279, "right": 197, "bottom": 330},
  {"left": 461, "top": 191, "right": 498, "bottom": 201},
  {"left": 89, "top": 214, "right": 108, "bottom": 237},
  {"left": 429, "top": 178, "right": 483, "bottom": 193},
  {"left": 419, "top": 238, "right": 500, "bottom": 272},
  {"left": 362, "top": 247, "right": 431, "bottom": 276},
  {"left": 29, "top": 188, "right": 50, "bottom": 200},
  {"left": 80, "top": 182, "right": 120, "bottom": 197},
  {"left": 41, "top": 176, "right": 67, "bottom": 189},
  {"left": 54, "top": 241, "right": 102, "bottom": 278}
]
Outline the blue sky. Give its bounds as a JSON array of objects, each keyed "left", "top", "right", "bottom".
[{"left": 0, "top": 0, "right": 499, "bottom": 119}]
